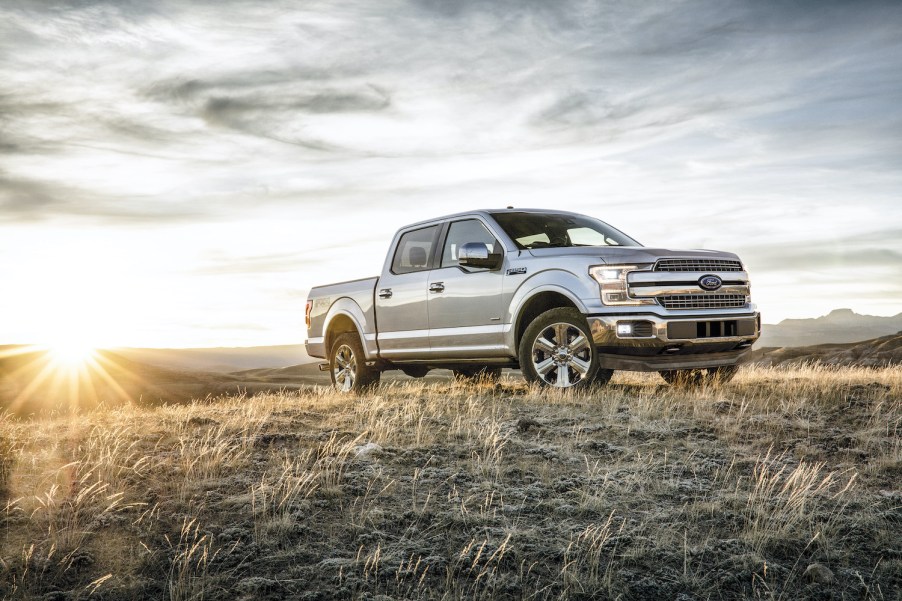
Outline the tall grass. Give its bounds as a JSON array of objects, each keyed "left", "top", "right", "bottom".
[{"left": 1, "top": 365, "right": 899, "bottom": 599}]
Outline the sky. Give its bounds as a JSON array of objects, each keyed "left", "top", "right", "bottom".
[{"left": 1, "top": 0, "right": 901, "bottom": 348}]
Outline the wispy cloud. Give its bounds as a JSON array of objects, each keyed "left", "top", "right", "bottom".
[{"left": 1, "top": 0, "right": 901, "bottom": 344}]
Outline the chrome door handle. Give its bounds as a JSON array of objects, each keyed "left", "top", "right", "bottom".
[
  {"left": 378, "top": 288, "right": 393, "bottom": 299},
  {"left": 429, "top": 282, "right": 445, "bottom": 293}
]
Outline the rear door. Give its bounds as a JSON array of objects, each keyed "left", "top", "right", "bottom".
[
  {"left": 375, "top": 224, "right": 441, "bottom": 359},
  {"left": 427, "top": 218, "right": 507, "bottom": 357}
]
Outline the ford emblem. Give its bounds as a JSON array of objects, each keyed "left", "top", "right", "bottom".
[{"left": 698, "top": 274, "right": 723, "bottom": 291}]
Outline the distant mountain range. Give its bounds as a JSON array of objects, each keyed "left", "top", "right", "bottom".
[
  {"left": 752, "top": 333, "right": 901, "bottom": 367},
  {"left": 757, "top": 309, "right": 902, "bottom": 348}
]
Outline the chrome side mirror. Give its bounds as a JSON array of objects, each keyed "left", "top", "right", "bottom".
[{"left": 458, "top": 242, "right": 502, "bottom": 270}]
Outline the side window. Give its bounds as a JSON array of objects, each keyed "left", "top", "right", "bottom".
[
  {"left": 391, "top": 225, "right": 440, "bottom": 274},
  {"left": 441, "top": 219, "right": 498, "bottom": 268}
]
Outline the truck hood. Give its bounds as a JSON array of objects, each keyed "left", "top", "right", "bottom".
[{"left": 526, "top": 246, "right": 741, "bottom": 264}]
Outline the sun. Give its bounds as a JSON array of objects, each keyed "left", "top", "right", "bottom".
[{"left": 47, "top": 340, "right": 97, "bottom": 368}]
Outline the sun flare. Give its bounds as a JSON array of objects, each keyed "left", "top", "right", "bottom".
[{"left": 48, "top": 341, "right": 97, "bottom": 368}]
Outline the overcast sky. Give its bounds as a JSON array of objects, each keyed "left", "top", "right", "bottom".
[{"left": 2, "top": 0, "right": 901, "bottom": 348}]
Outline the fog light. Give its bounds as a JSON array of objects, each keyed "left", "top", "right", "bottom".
[{"left": 616, "top": 323, "right": 633, "bottom": 336}]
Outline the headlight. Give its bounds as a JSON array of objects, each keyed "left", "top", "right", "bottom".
[{"left": 589, "top": 264, "right": 656, "bottom": 306}]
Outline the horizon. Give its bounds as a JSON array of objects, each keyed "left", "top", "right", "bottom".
[
  {"left": 2, "top": 1, "right": 901, "bottom": 348},
  {"left": 3, "top": 306, "right": 900, "bottom": 352}
]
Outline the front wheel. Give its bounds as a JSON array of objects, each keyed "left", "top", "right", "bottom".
[
  {"left": 329, "top": 332, "right": 380, "bottom": 393},
  {"left": 659, "top": 365, "right": 738, "bottom": 387},
  {"left": 519, "top": 308, "right": 607, "bottom": 389}
]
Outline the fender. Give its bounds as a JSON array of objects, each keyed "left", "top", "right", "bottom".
[
  {"left": 322, "top": 297, "right": 376, "bottom": 360},
  {"left": 505, "top": 268, "right": 595, "bottom": 351}
]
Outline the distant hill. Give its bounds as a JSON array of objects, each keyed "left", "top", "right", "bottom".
[
  {"left": 757, "top": 309, "right": 902, "bottom": 348},
  {"left": 0, "top": 346, "right": 319, "bottom": 413},
  {"left": 115, "top": 344, "right": 313, "bottom": 372},
  {"left": 752, "top": 333, "right": 902, "bottom": 367}
]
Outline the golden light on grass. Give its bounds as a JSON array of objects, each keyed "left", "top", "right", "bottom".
[{"left": 1, "top": 367, "right": 900, "bottom": 598}]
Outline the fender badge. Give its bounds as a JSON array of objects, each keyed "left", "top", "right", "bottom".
[{"left": 506, "top": 267, "right": 527, "bottom": 275}]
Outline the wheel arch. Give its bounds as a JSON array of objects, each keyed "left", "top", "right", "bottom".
[
  {"left": 510, "top": 284, "right": 586, "bottom": 351},
  {"left": 323, "top": 299, "right": 370, "bottom": 359}
]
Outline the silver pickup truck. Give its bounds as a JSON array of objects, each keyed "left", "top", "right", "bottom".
[{"left": 305, "top": 209, "right": 759, "bottom": 391}]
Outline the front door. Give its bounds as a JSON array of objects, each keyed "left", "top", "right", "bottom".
[{"left": 428, "top": 219, "right": 507, "bottom": 358}]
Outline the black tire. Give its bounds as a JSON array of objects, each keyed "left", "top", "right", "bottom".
[
  {"left": 659, "top": 365, "right": 738, "bottom": 387},
  {"left": 452, "top": 366, "right": 502, "bottom": 383},
  {"left": 329, "top": 332, "right": 380, "bottom": 393},
  {"left": 519, "top": 308, "right": 605, "bottom": 389}
]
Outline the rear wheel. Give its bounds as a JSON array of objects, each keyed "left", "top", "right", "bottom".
[
  {"left": 659, "top": 365, "right": 738, "bottom": 387},
  {"left": 519, "top": 308, "right": 606, "bottom": 389},
  {"left": 329, "top": 332, "right": 380, "bottom": 393},
  {"left": 452, "top": 366, "right": 502, "bottom": 383}
]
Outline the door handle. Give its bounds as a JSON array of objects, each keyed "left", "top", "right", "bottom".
[
  {"left": 378, "top": 288, "right": 393, "bottom": 299},
  {"left": 429, "top": 282, "right": 445, "bottom": 293}
]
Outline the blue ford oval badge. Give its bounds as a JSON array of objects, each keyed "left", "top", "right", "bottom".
[{"left": 698, "top": 274, "right": 723, "bottom": 291}]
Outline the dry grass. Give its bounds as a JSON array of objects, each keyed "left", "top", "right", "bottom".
[{"left": 1, "top": 365, "right": 900, "bottom": 600}]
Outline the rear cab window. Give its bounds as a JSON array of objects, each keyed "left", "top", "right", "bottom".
[{"left": 391, "top": 225, "right": 441, "bottom": 274}]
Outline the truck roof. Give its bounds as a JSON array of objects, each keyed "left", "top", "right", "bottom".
[{"left": 399, "top": 207, "right": 591, "bottom": 231}]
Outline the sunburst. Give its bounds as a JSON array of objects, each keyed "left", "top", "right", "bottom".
[
  {"left": 48, "top": 341, "right": 97, "bottom": 368},
  {"left": 2, "top": 344, "right": 143, "bottom": 414}
]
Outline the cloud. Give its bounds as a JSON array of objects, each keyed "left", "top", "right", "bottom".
[
  {"left": 0, "top": 176, "right": 62, "bottom": 217},
  {"left": 741, "top": 228, "right": 902, "bottom": 274},
  {"left": 0, "top": 173, "right": 204, "bottom": 224},
  {"left": 1, "top": 0, "right": 901, "bottom": 341}
]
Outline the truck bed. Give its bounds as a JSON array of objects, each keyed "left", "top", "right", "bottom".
[{"left": 306, "top": 276, "right": 379, "bottom": 359}]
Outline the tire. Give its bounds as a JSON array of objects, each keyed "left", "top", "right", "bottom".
[
  {"left": 519, "top": 308, "right": 605, "bottom": 389},
  {"left": 659, "top": 365, "right": 738, "bottom": 387},
  {"left": 329, "top": 332, "right": 380, "bottom": 393},
  {"left": 452, "top": 366, "right": 502, "bottom": 383}
]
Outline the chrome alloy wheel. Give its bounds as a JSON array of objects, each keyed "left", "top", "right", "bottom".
[
  {"left": 333, "top": 344, "right": 357, "bottom": 392},
  {"left": 530, "top": 322, "right": 592, "bottom": 388}
]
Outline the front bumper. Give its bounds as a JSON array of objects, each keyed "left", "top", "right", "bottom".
[{"left": 587, "top": 312, "right": 760, "bottom": 372}]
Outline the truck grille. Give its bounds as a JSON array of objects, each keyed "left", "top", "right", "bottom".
[
  {"left": 654, "top": 259, "right": 743, "bottom": 272},
  {"left": 658, "top": 294, "right": 747, "bottom": 310}
]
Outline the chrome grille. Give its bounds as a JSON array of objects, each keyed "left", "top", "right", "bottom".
[
  {"left": 655, "top": 259, "right": 743, "bottom": 272},
  {"left": 658, "top": 294, "right": 747, "bottom": 310}
]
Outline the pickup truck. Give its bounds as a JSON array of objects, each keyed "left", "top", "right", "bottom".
[{"left": 305, "top": 209, "right": 760, "bottom": 391}]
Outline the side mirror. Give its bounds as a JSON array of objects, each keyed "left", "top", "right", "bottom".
[{"left": 458, "top": 242, "right": 502, "bottom": 270}]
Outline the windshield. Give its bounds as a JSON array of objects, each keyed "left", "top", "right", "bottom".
[{"left": 490, "top": 212, "right": 640, "bottom": 249}]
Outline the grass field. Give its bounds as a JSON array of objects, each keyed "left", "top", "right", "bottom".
[{"left": 1, "top": 366, "right": 900, "bottom": 600}]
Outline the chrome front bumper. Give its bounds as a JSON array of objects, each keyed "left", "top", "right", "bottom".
[{"left": 587, "top": 313, "right": 760, "bottom": 372}]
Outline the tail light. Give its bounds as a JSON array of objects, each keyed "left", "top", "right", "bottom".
[{"left": 305, "top": 300, "right": 312, "bottom": 329}]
